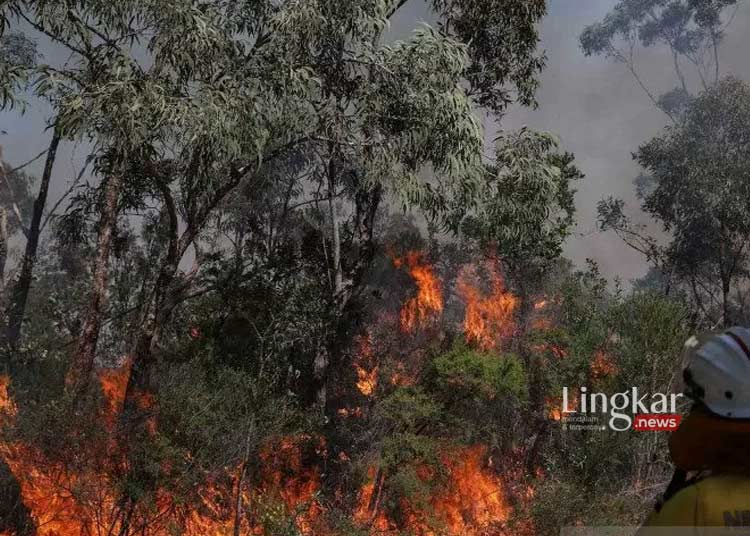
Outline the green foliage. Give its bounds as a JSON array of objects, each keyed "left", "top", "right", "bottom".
[
  {"left": 601, "top": 77, "right": 750, "bottom": 326},
  {"left": 253, "top": 495, "right": 307, "bottom": 536},
  {"left": 431, "top": 0, "right": 547, "bottom": 114},
  {"left": 638, "top": 77, "right": 750, "bottom": 265},
  {"left": 432, "top": 343, "right": 526, "bottom": 401},
  {"left": 580, "top": 0, "right": 737, "bottom": 56},
  {"left": 376, "top": 387, "right": 442, "bottom": 433},
  {"left": 531, "top": 270, "right": 689, "bottom": 534},
  {"left": 580, "top": 0, "right": 739, "bottom": 121},
  {"left": 0, "top": 31, "right": 36, "bottom": 109},
  {"left": 460, "top": 128, "right": 582, "bottom": 275}
]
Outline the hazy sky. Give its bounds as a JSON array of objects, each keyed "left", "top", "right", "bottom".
[
  {"left": 2, "top": 0, "right": 750, "bottom": 283},
  {"left": 501, "top": 1, "right": 750, "bottom": 283}
]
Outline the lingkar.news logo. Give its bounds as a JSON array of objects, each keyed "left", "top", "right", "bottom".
[{"left": 558, "top": 386, "right": 684, "bottom": 432}]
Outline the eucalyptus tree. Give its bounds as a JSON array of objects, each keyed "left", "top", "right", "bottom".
[
  {"left": 0, "top": 155, "right": 34, "bottom": 290},
  {"left": 603, "top": 78, "right": 750, "bottom": 327},
  {"left": 255, "top": 0, "right": 548, "bottom": 410},
  {"left": 460, "top": 129, "right": 581, "bottom": 293},
  {"left": 0, "top": 29, "right": 36, "bottom": 109},
  {"left": 580, "top": 0, "right": 741, "bottom": 120},
  {"left": 580, "top": 0, "right": 747, "bottom": 325},
  {"left": 37, "top": 0, "right": 550, "bottom": 414},
  {"left": 0, "top": 26, "right": 55, "bottom": 353}
]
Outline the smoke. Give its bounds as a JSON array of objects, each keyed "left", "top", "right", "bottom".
[
  {"left": 2, "top": 1, "right": 750, "bottom": 283},
  {"left": 499, "top": 0, "right": 750, "bottom": 284}
]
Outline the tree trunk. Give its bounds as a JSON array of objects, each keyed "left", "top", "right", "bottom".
[
  {"left": 4, "top": 126, "right": 61, "bottom": 350},
  {"left": 722, "top": 275, "right": 731, "bottom": 328},
  {"left": 66, "top": 174, "right": 122, "bottom": 395},
  {"left": 328, "top": 160, "right": 343, "bottom": 297},
  {"left": 314, "top": 156, "right": 342, "bottom": 409},
  {"left": 0, "top": 207, "right": 7, "bottom": 290}
]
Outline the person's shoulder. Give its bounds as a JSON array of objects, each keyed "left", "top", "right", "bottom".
[
  {"left": 692, "top": 473, "right": 750, "bottom": 526},
  {"left": 644, "top": 484, "right": 700, "bottom": 527},
  {"left": 694, "top": 473, "right": 750, "bottom": 490}
]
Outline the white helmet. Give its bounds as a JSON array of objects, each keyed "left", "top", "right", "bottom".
[{"left": 683, "top": 327, "right": 750, "bottom": 419}]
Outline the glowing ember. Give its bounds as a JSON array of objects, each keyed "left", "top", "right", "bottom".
[
  {"left": 547, "top": 394, "right": 578, "bottom": 421},
  {"left": 354, "top": 334, "right": 379, "bottom": 397},
  {"left": 393, "top": 251, "right": 444, "bottom": 332},
  {"left": 591, "top": 350, "right": 618, "bottom": 381},
  {"left": 531, "top": 342, "right": 568, "bottom": 359},
  {"left": 0, "top": 374, "right": 15, "bottom": 415},
  {"left": 457, "top": 261, "right": 518, "bottom": 350},
  {"left": 356, "top": 366, "right": 378, "bottom": 397},
  {"left": 390, "top": 363, "right": 416, "bottom": 387},
  {"left": 338, "top": 407, "right": 364, "bottom": 418}
]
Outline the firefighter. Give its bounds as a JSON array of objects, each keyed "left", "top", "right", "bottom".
[{"left": 641, "top": 327, "right": 750, "bottom": 531}]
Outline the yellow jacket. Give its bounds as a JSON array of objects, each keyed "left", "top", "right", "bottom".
[{"left": 643, "top": 474, "right": 750, "bottom": 530}]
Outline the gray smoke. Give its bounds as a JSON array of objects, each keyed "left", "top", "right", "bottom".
[{"left": 2, "top": 0, "right": 750, "bottom": 283}]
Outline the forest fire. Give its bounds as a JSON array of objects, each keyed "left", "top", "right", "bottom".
[
  {"left": 428, "top": 446, "right": 511, "bottom": 535},
  {"left": 457, "top": 261, "right": 518, "bottom": 350},
  {"left": 591, "top": 350, "right": 618, "bottom": 381},
  {"left": 0, "top": 254, "right": 533, "bottom": 536},
  {"left": 354, "top": 334, "right": 378, "bottom": 397},
  {"left": 0, "top": 375, "right": 12, "bottom": 414},
  {"left": 354, "top": 446, "right": 511, "bottom": 536},
  {"left": 393, "top": 251, "right": 444, "bottom": 332},
  {"left": 0, "top": 373, "right": 328, "bottom": 536}
]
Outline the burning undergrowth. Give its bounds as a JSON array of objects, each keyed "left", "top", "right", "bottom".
[{"left": 0, "top": 248, "right": 563, "bottom": 536}]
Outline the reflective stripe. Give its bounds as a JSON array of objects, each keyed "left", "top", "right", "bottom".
[{"left": 726, "top": 330, "right": 750, "bottom": 361}]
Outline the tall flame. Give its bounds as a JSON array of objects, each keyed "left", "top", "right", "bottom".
[
  {"left": 355, "top": 446, "right": 511, "bottom": 536},
  {"left": 393, "top": 251, "right": 444, "bottom": 332},
  {"left": 354, "top": 333, "right": 378, "bottom": 397},
  {"left": 428, "top": 446, "right": 511, "bottom": 535},
  {"left": 0, "top": 374, "right": 14, "bottom": 415},
  {"left": 0, "top": 372, "right": 328, "bottom": 536},
  {"left": 457, "top": 261, "right": 518, "bottom": 350}
]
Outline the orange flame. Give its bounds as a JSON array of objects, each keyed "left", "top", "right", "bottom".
[
  {"left": 429, "top": 446, "right": 510, "bottom": 535},
  {"left": 98, "top": 359, "right": 131, "bottom": 428},
  {"left": 547, "top": 393, "right": 578, "bottom": 421},
  {"left": 0, "top": 372, "right": 331, "bottom": 536},
  {"left": 457, "top": 261, "right": 518, "bottom": 350},
  {"left": 356, "top": 367, "right": 378, "bottom": 397},
  {"left": 591, "top": 349, "right": 618, "bottom": 381},
  {"left": 0, "top": 374, "right": 15, "bottom": 416},
  {"left": 356, "top": 446, "right": 511, "bottom": 536},
  {"left": 393, "top": 251, "right": 443, "bottom": 332},
  {"left": 354, "top": 334, "right": 378, "bottom": 397}
]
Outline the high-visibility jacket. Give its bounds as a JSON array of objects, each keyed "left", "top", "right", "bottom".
[{"left": 643, "top": 474, "right": 750, "bottom": 529}]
